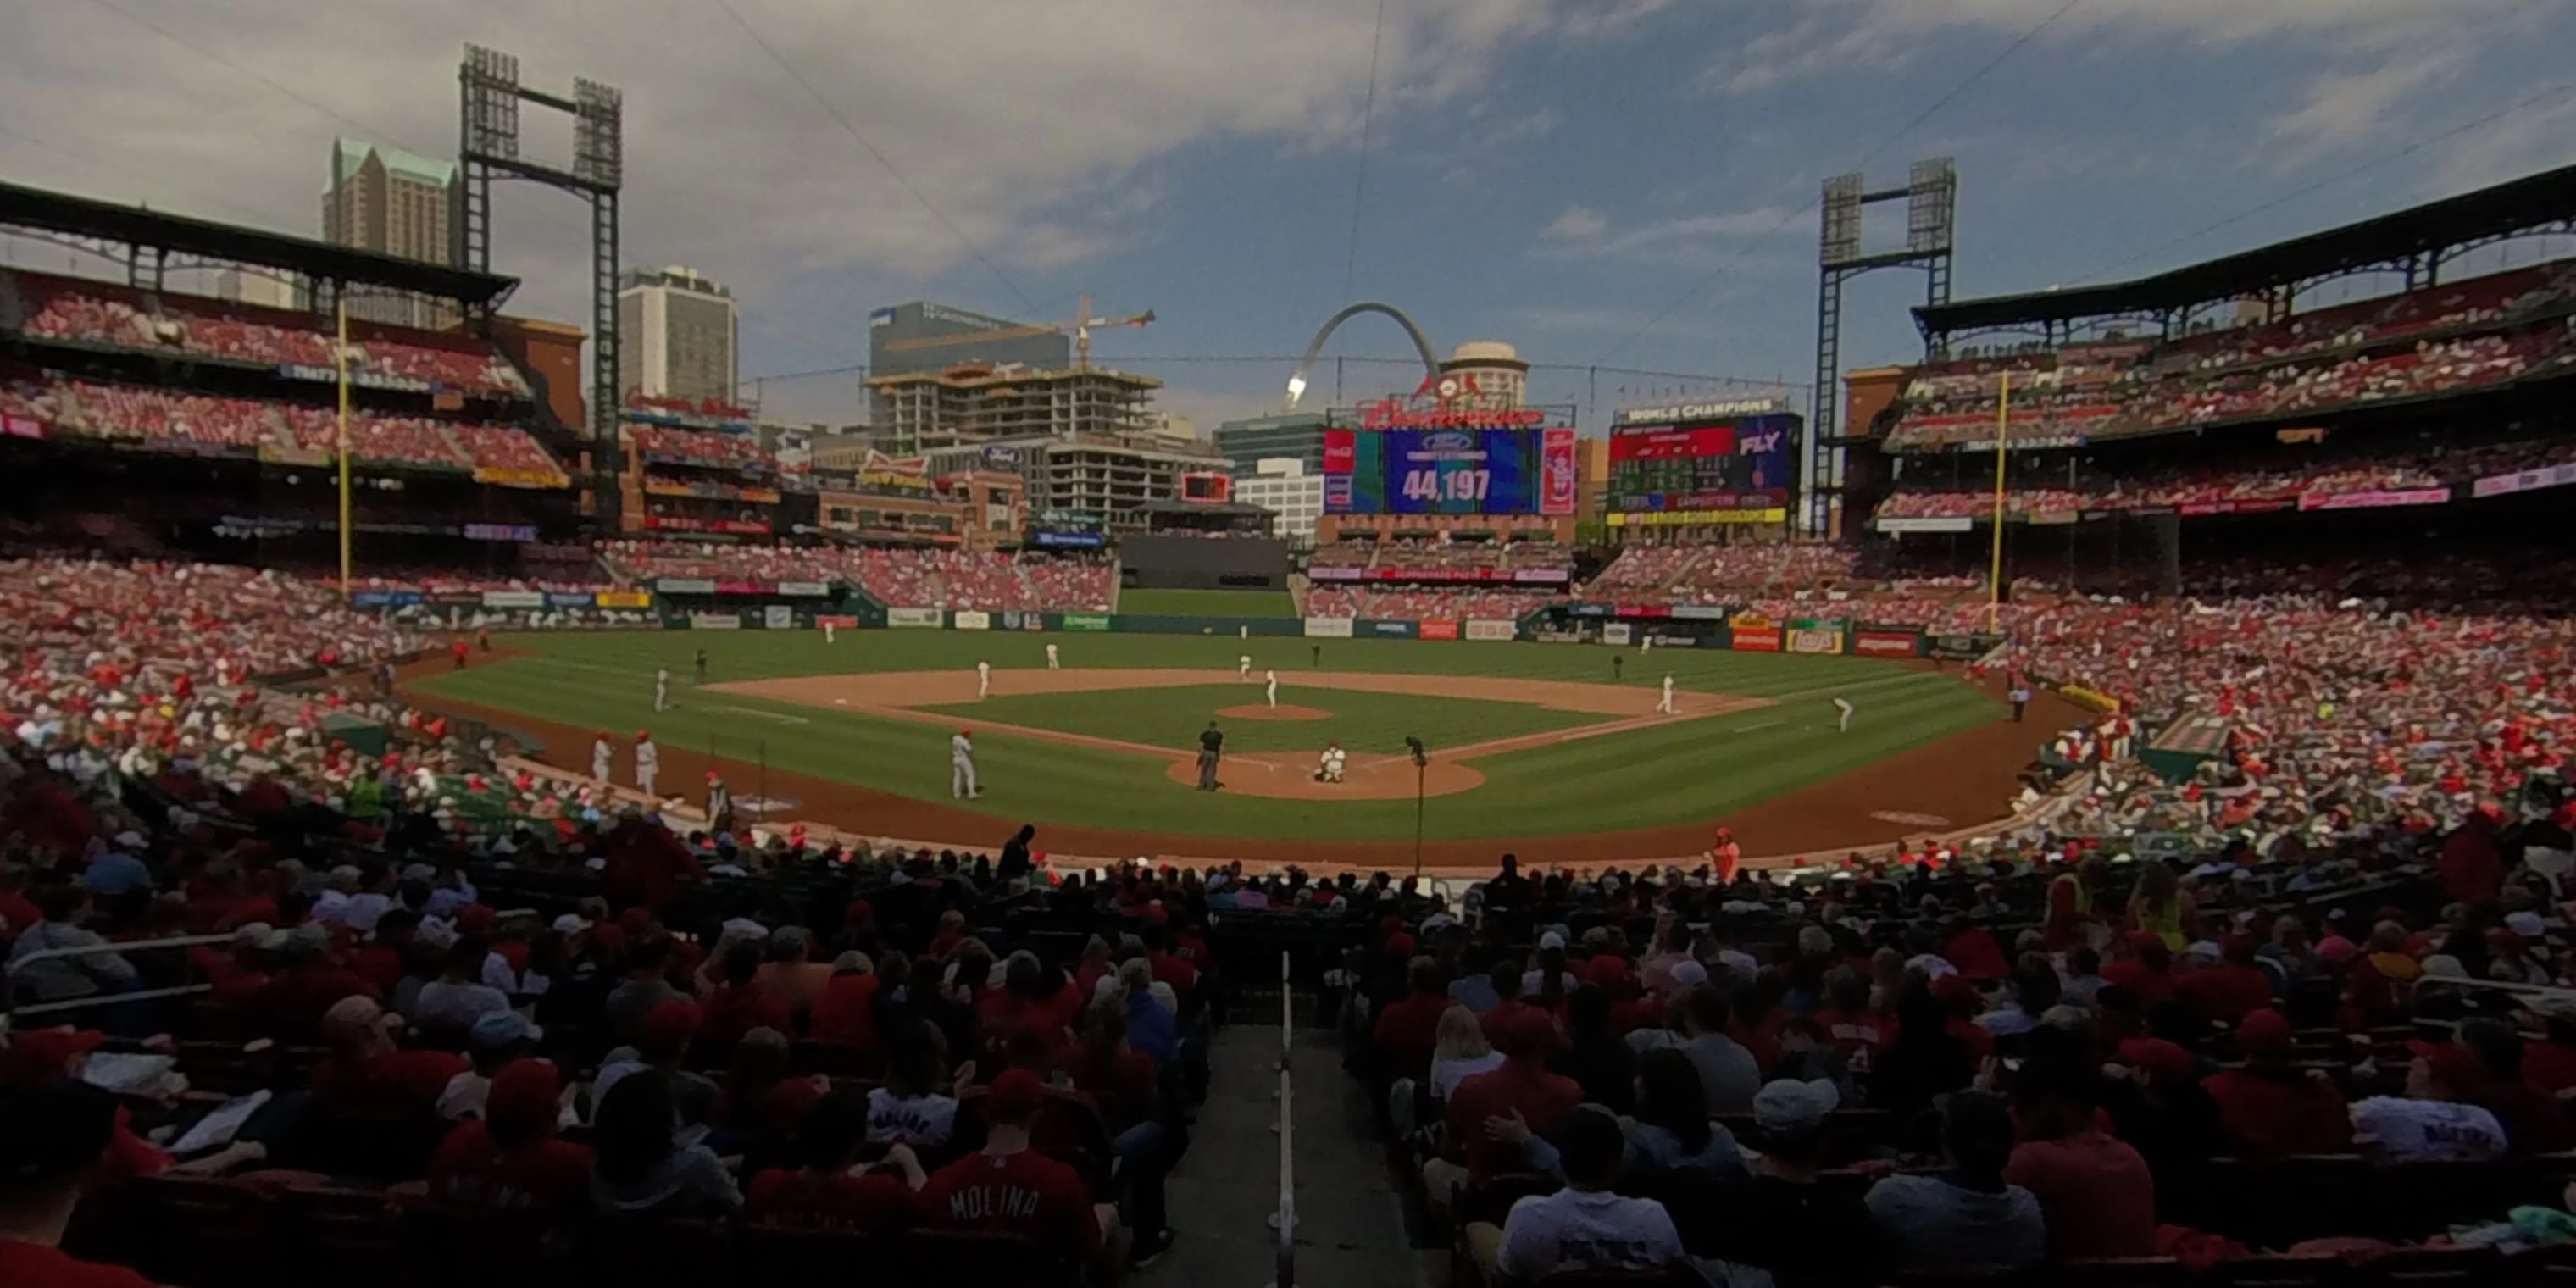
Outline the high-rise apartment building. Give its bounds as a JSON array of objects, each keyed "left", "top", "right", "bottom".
[
  {"left": 867, "top": 300, "right": 1069, "bottom": 425},
  {"left": 616, "top": 267, "right": 740, "bottom": 406},
  {"left": 320, "top": 138, "right": 457, "bottom": 329}
]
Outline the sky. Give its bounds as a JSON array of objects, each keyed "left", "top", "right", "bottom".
[{"left": 3, "top": 0, "right": 2573, "bottom": 436}]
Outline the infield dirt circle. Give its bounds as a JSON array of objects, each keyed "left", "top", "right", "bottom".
[{"left": 709, "top": 667, "right": 1763, "bottom": 802}]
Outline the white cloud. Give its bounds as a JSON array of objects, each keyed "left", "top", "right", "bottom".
[
  {"left": 0, "top": 0, "right": 1627, "bottom": 351},
  {"left": 1541, "top": 205, "right": 1610, "bottom": 242},
  {"left": 1532, "top": 206, "right": 1800, "bottom": 259},
  {"left": 2268, "top": 47, "right": 2465, "bottom": 158}
]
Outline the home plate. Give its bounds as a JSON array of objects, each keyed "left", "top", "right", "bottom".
[{"left": 835, "top": 698, "right": 848, "bottom": 705}]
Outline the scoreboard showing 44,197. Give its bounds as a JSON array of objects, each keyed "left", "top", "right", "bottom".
[{"left": 1324, "top": 426, "right": 1576, "bottom": 514}]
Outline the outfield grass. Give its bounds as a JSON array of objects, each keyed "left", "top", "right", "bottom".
[
  {"left": 411, "top": 631, "right": 2000, "bottom": 841},
  {"left": 1115, "top": 587, "right": 1300, "bottom": 617},
  {"left": 922, "top": 683, "right": 1603, "bottom": 753}
]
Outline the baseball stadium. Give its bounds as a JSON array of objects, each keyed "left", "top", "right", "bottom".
[{"left": 7, "top": 20, "right": 2576, "bottom": 1288}]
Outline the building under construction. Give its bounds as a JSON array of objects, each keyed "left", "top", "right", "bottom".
[{"left": 863, "top": 361, "right": 1162, "bottom": 454}]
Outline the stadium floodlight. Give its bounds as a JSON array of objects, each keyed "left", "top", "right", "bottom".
[{"left": 1285, "top": 375, "right": 1307, "bottom": 407}]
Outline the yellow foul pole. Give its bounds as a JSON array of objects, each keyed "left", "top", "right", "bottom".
[
  {"left": 1985, "top": 371, "right": 2009, "bottom": 630},
  {"left": 336, "top": 299, "right": 353, "bottom": 596}
]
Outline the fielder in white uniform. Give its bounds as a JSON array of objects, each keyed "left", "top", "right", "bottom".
[
  {"left": 653, "top": 667, "right": 669, "bottom": 712},
  {"left": 634, "top": 734, "right": 659, "bottom": 798},
  {"left": 591, "top": 734, "right": 613, "bottom": 784},
  {"left": 1265, "top": 669, "right": 1279, "bottom": 708},
  {"left": 824, "top": 621, "right": 836, "bottom": 645},
  {"left": 1834, "top": 697, "right": 1854, "bottom": 732},
  {"left": 1657, "top": 675, "right": 1676, "bottom": 714},
  {"left": 1046, "top": 642, "right": 1059, "bottom": 669},
  {"left": 1315, "top": 741, "right": 1346, "bottom": 783},
  {"left": 1641, "top": 635, "right": 1653, "bottom": 652},
  {"left": 1238, "top": 654, "right": 1252, "bottom": 681},
  {"left": 976, "top": 659, "right": 991, "bottom": 698},
  {"left": 951, "top": 729, "right": 980, "bottom": 797}
]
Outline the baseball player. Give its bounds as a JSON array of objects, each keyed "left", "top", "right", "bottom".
[
  {"left": 824, "top": 620, "right": 836, "bottom": 645},
  {"left": 1657, "top": 675, "right": 1676, "bottom": 714},
  {"left": 704, "top": 770, "right": 733, "bottom": 834},
  {"left": 1641, "top": 634, "right": 1653, "bottom": 653},
  {"left": 591, "top": 731, "right": 613, "bottom": 784},
  {"left": 653, "top": 666, "right": 670, "bottom": 712},
  {"left": 1265, "top": 669, "right": 1280, "bottom": 708},
  {"left": 693, "top": 647, "right": 708, "bottom": 684},
  {"left": 1046, "top": 642, "right": 1060, "bottom": 670},
  {"left": 633, "top": 730, "right": 659, "bottom": 798},
  {"left": 1238, "top": 654, "right": 1252, "bottom": 681},
  {"left": 1314, "top": 740, "right": 1346, "bottom": 783},
  {"left": 951, "top": 728, "right": 980, "bottom": 798},
  {"left": 977, "top": 659, "right": 991, "bottom": 699},
  {"left": 1834, "top": 696, "right": 1854, "bottom": 732}
]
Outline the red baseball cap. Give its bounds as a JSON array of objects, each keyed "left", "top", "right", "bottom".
[
  {"left": 1385, "top": 932, "right": 1418, "bottom": 958},
  {"left": 985, "top": 1068, "right": 1046, "bottom": 1117},
  {"left": 1496, "top": 1008, "right": 1567, "bottom": 1056},
  {"left": 2117, "top": 1037, "right": 2196, "bottom": 1080},
  {"left": 486, "top": 1058, "right": 562, "bottom": 1135},
  {"left": 0, "top": 1027, "right": 104, "bottom": 1086},
  {"left": 636, "top": 1000, "right": 703, "bottom": 1059},
  {"left": 2235, "top": 1008, "right": 2293, "bottom": 1058},
  {"left": 2407, "top": 1038, "right": 2484, "bottom": 1087}
]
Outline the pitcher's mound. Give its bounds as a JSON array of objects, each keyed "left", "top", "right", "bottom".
[{"left": 1216, "top": 703, "right": 1330, "bottom": 720}]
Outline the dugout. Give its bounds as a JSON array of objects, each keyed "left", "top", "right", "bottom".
[{"left": 1119, "top": 525, "right": 1293, "bottom": 592}]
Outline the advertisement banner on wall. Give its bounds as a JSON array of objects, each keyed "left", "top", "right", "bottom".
[
  {"left": 2297, "top": 487, "right": 2451, "bottom": 512},
  {"left": 763, "top": 605, "right": 794, "bottom": 630},
  {"left": 1876, "top": 516, "right": 1975, "bottom": 534},
  {"left": 1787, "top": 628, "right": 1843, "bottom": 655},
  {"left": 1925, "top": 633, "right": 1987, "bottom": 660},
  {"left": 1854, "top": 630, "right": 1921, "bottom": 658},
  {"left": 1302, "top": 616, "right": 1355, "bottom": 638},
  {"left": 774, "top": 580, "right": 828, "bottom": 597},
  {"left": 816, "top": 614, "right": 859, "bottom": 630},
  {"left": 713, "top": 580, "right": 766, "bottom": 596},
  {"left": 1602, "top": 623, "right": 1634, "bottom": 647},
  {"left": 888, "top": 608, "right": 944, "bottom": 628},
  {"left": 1418, "top": 619, "right": 1461, "bottom": 641},
  {"left": 546, "top": 591, "right": 598, "bottom": 609},
  {"left": 1464, "top": 619, "right": 1518, "bottom": 641},
  {"left": 1366, "top": 620, "right": 1418, "bottom": 638},
  {"left": 656, "top": 577, "right": 717, "bottom": 596},
  {"left": 688, "top": 613, "right": 742, "bottom": 630},
  {"left": 480, "top": 590, "right": 546, "bottom": 609},
  {"left": 1511, "top": 568, "right": 1573, "bottom": 584},
  {"left": 1669, "top": 605, "right": 1729, "bottom": 620},
  {"left": 1728, "top": 611, "right": 1773, "bottom": 630},
  {"left": 1059, "top": 613, "right": 1113, "bottom": 632},
  {"left": 1730, "top": 626, "right": 1782, "bottom": 652},
  {"left": 952, "top": 610, "right": 992, "bottom": 631},
  {"left": 596, "top": 591, "right": 652, "bottom": 609},
  {"left": 2472, "top": 463, "right": 2576, "bottom": 499},
  {"left": 349, "top": 589, "right": 423, "bottom": 608}
]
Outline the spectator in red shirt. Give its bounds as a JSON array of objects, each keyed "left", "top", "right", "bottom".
[
  {"left": 745, "top": 1087, "right": 924, "bottom": 1233},
  {"left": 915, "top": 1069, "right": 1122, "bottom": 1273},
  {"left": 2005, "top": 1028, "right": 2156, "bottom": 1262},
  {"left": 1813, "top": 971, "right": 1894, "bottom": 1068},
  {"left": 2454, "top": 1019, "right": 2576, "bottom": 1154},
  {"left": 425, "top": 1058, "right": 592, "bottom": 1213},
  {"left": 809, "top": 952, "right": 883, "bottom": 1052},
  {"left": 309, "top": 995, "right": 467, "bottom": 1120},
  {"left": 1940, "top": 917, "right": 2010, "bottom": 982},
  {"left": 2099, "top": 933, "right": 2174, "bottom": 1006},
  {"left": 1141, "top": 923, "right": 1196, "bottom": 1010},
  {"left": 2174, "top": 935, "right": 2276, "bottom": 1023},
  {"left": 2201, "top": 1009, "right": 2352, "bottom": 1160},
  {"left": 701, "top": 941, "right": 791, "bottom": 1044},
  {"left": 0, "top": 1083, "right": 160, "bottom": 1288},
  {"left": 1371, "top": 957, "right": 1453, "bottom": 1082},
  {"left": 1426, "top": 1008, "right": 1580, "bottom": 1212}
]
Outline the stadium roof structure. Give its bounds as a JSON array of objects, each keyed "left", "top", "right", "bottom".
[
  {"left": 0, "top": 180, "right": 519, "bottom": 308},
  {"left": 1915, "top": 162, "right": 2576, "bottom": 341}
]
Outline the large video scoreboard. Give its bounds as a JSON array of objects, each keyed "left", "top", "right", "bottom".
[
  {"left": 1607, "top": 399, "right": 1799, "bottom": 526},
  {"left": 1321, "top": 402, "right": 1577, "bottom": 515}
]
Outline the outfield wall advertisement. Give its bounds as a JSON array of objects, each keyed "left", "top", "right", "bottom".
[
  {"left": 1417, "top": 619, "right": 1461, "bottom": 640},
  {"left": 1787, "top": 628, "right": 1843, "bottom": 655},
  {"left": 1853, "top": 630, "right": 1923, "bottom": 658},
  {"left": 1729, "top": 626, "right": 1781, "bottom": 652},
  {"left": 1464, "top": 619, "right": 1518, "bottom": 641},
  {"left": 888, "top": 608, "right": 943, "bottom": 628},
  {"left": 1303, "top": 616, "right": 1355, "bottom": 638},
  {"left": 952, "top": 611, "right": 992, "bottom": 631}
]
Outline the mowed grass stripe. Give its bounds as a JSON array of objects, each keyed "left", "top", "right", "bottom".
[
  {"left": 428, "top": 632, "right": 2003, "bottom": 841},
  {"left": 921, "top": 684, "right": 1604, "bottom": 754}
]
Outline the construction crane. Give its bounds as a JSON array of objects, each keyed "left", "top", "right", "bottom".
[{"left": 879, "top": 291, "right": 1154, "bottom": 369}]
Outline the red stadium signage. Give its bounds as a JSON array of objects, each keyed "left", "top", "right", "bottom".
[
  {"left": 1854, "top": 630, "right": 1920, "bottom": 658},
  {"left": 2297, "top": 487, "right": 2451, "bottom": 512},
  {"left": 2178, "top": 497, "right": 2293, "bottom": 516},
  {"left": 1418, "top": 619, "right": 1461, "bottom": 641},
  {"left": 1353, "top": 397, "right": 1546, "bottom": 430},
  {"left": 1730, "top": 626, "right": 1782, "bottom": 652}
]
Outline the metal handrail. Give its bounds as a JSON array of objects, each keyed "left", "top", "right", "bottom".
[
  {"left": 4, "top": 934, "right": 233, "bottom": 1023},
  {"left": 1274, "top": 948, "right": 1296, "bottom": 1288}
]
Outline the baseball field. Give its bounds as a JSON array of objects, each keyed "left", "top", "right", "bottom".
[{"left": 402, "top": 630, "right": 2059, "bottom": 867}]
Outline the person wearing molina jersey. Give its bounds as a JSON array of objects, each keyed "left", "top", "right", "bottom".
[{"left": 916, "top": 1069, "right": 1130, "bottom": 1273}]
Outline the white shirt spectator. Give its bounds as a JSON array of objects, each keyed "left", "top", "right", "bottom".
[
  {"left": 2350, "top": 1097, "right": 2508, "bottom": 1164},
  {"left": 1495, "top": 1188, "right": 1685, "bottom": 1282},
  {"left": 865, "top": 1087, "right": 958, "bottom": 1148},
  {"left": 411, "top": 980, "right": 511, "bottom": 1033},
  {"left": 1430, "top": 1051, "right": 1506, "bottom": 1101}
]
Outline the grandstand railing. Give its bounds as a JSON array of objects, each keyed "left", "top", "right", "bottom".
[
  {"left": 1273, "top": 947, "right": 1296, "bottom": 1288},
  {"left": 3, "top": 935, "right": 230, "bottom": 1019}
]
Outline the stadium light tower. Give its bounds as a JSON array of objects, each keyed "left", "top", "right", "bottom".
[
  {"left": 1810, "top": 158, "right": 1956, "bottom": 535},
  {"left": 457, "top": 45, "right": 626, "bottom": 527}
]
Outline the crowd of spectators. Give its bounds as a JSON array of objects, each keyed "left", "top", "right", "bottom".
[
  {"left": 1874, "top": 436, "right": 2576, "bottom": 521},
  {"left": 14, "top": 273, "right": 530, "bottom": 398},
  {"left": 1309, "top": 540, "right": 1573, "bottom": 575},
  {"left": 625, "top": 425, "right": 779, "bottom": 474},
  {"left": 1585, "top": 542, "right": 1863, "bottom": 605},
  {"left": 1885, "top": 264, "right": 2576, "bottom": 451},
  {"left": 597, "top": 542, "right": 1113, "bottom": 611},
  {"left": 1302, "top": 586, "right": 1559, "bottom": 621},
  {"left": 3, "top": 373, "right": 567, "bottom": 480}
]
